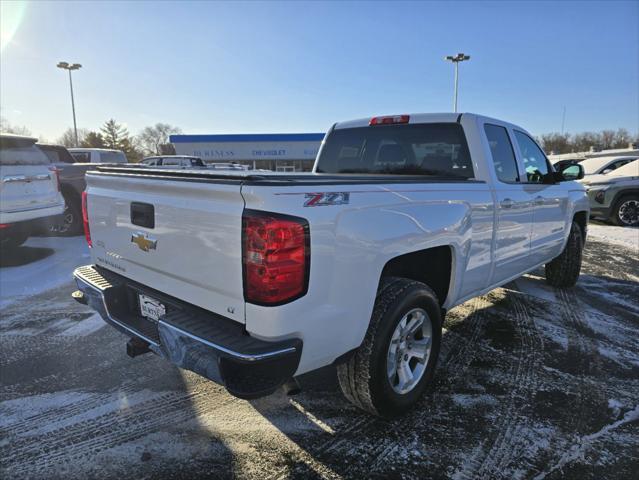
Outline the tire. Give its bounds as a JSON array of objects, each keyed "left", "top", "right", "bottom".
[
  {"left": 544, "top": 221, "right": 583, "bottom": 288},
  {"left": 611, "top": 195, "right": 639, "bottom": 227},
  {"left": 337, "top": 277, "right": 442, "bottom": 418},
  {"left": 50, "top": 194, "right": 83, "bottom": 236}
]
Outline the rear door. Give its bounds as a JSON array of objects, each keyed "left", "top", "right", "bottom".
[
  {"left": 483, "top": 123, "right": 535, "bottom": 284},
  {"left": 512, "top": 130, "right": 569, "bottom": 261},
  {"left": 0, "top": 138, "right": 61, "bottom": 215}
]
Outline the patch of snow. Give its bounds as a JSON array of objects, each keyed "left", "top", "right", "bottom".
[
  {"left": 533, "top": 404, "right": 639, "bottom": 479},
  {"left": 451, "top": 394, "right": 498, "bottom": 408},
  {"left": 57, "top": 313, "right": 106, "bottom": 337},
  {"left": 0, "top": 236, "right": 89, "bottom": 308},
  {"left": 588, "top": 224, "right": 639, "bottom": 250},
  {"left": 533, "top": 316, "right": 569, "bottom": 350}
]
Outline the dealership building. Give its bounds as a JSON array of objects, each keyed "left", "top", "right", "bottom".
[{"left": 170, "top": 133, "right": 325, "bottom": 172}]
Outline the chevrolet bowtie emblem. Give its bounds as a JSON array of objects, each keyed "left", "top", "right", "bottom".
[{"left": 131, "top": 232, "right": 157, "bottom": 252}]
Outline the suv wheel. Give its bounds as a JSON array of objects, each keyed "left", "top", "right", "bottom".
[
  {"left": 337, "top": 277, "right": 442, "bottom": 417},
  {"left": 50, "top": 195, "right": 83, "bottom": 236},
  {"left": 612, "top": 195, "right": 639, "bottom": 227}
]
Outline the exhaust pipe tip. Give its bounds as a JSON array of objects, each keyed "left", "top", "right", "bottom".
[
  {"left": 282, "top": 378, "right": 302, "bottom": 396},
  {"left": 126, "top": 337, "right": 151, "bottom": 358}
]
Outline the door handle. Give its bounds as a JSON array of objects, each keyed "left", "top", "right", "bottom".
[
  {"left": 500, "top": 198, "right": 514, "bottom": 209},
  {"left": 534, "top": 195, "right": 544, "bottom": 206}
]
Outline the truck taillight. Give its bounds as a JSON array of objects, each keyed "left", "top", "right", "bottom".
[
  {"left": 369, "top": 115, "right": 410, "bottom": 126},
  {"left": 242, "top": 210, "right": 310, "bottom": 305},
  {"left": 81, "top": 191, "right": 92, "bottom": 247}
]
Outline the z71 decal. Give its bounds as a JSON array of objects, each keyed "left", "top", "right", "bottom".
[{"left": 304, "top": 192, "right": 350, "bottom": 207}]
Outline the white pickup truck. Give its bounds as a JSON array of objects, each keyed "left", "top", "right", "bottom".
[{"left": 73, "top": 113, "right": 589, "bottom": 417}]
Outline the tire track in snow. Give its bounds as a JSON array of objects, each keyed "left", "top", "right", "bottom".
[
  {"left": 4, "top": 385, "right": 241, "bottom": 477},
  {"left": 454, "top": 289, "right": 544, "bottom": 479},
  {"left": 555, "top": 287, "right": 604, "bottom": 436}
]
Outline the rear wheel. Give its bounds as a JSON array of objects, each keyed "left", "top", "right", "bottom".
[
  {"left": 337, "top": 277, "right": 442, "bottom": 417},
  {"left": 611, "top": 195, "right": 639, "bottom": 227},
  {"left": 545, "top": 221, "right": 583, "bottom": 288}
]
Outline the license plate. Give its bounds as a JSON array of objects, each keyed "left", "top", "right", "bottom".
[{"left": 139, "top": 294, "right": 166, "bottom": 322}]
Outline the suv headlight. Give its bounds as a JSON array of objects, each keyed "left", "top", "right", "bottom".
[{"left": 594, "top": 190, "right": 606, "bottom": 204}]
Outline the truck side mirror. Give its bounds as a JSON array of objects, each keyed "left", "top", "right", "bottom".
[{"left": 560, "top": 163, "right": 584, "bottom": 181}]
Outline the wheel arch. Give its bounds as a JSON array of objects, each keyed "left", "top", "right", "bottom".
[{"left": 378, "top": 245, "right": 453, "bottom": 306}]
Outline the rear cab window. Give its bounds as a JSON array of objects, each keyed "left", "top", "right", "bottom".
[
  {"left": 315, "top": 123, "right": 474, "bottom": 179},
  {"left": 0, "top": 137, "right": 49, "bottom": 165},
  {"left": 71, "top": 152, "right": 91, "bottom": 163},
  {"left": 99, "top": 151, "right": 127, "bottom": 163}
]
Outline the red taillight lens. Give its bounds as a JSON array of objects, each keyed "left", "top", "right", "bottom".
[
  {"left": 369, "top": 115, "right": 410, "bottom": 126},
  {"left": 81, "top": 190, "right": 92, "bottom": 247},
  {"left": 243, "top": 210, "right": 309, "bottom": 305}
]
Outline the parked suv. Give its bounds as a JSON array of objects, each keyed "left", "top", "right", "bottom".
[
  {"left": 69, "top": 148, "right": 127, "bottom": 164},
  {"left": 583, "top": 159, "right": 639, "bottom": 226},
  {"left": 0, "top": 134, "right": 64, "bottom": 248}
]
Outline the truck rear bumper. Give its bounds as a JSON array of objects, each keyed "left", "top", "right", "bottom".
[{"left": 73, "top": 264, "right": 302, "bottom": 399}]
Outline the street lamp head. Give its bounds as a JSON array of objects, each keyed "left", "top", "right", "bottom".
[
  {"left": 445, "top": 53, "right": 471, "bottom": 63},
  {"left": 56, "top": 61, "right": 69, "bottom": 69},
  {"left": 69, "top": 63, "right": 82, "bottom": 70}
]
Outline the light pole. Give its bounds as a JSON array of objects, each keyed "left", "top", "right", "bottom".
[
  {"left": 444, "top": 53, "right": 470, "bottom": 113},
  {"left": 57, "top": 61, "right": 82, "bottom": 146}
]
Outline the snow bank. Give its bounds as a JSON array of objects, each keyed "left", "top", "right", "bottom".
[{"left": 588, "top": 224, "right": 638, "bottom": 250}]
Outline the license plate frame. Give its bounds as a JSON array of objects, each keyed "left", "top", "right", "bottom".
[{"left": 138, "top": 294, "right": 166, "bottom": 322}]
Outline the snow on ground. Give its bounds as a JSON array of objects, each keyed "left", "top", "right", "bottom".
[
  {"left": 588, "top": 223, "right": 639, "bottom": 250},
  {"left": 0, "top": 236, "right": 90, "bottom": 308}
]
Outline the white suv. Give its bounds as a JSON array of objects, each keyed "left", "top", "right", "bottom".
[{"left": 0, "top": 134, "right": 65, "bottom": 249}]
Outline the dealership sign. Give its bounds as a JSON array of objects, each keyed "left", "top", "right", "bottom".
[{"left": 170, "top": 133, "right": 324, "bottom": 161}]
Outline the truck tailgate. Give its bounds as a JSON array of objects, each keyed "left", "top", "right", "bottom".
[{"left": 87, "top": 172, "right": 246, "bottom": 324}]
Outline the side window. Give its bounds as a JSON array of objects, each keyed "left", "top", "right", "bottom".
[
  {"left": 514, "top": 131, "right": 549, "bottom": 183},
  {"left": 484, "top": 124, "right": 519, "bottom": 183}
]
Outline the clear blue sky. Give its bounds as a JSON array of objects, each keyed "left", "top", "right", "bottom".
[{"left": 1, "top": 0, "right": 638, "bottom": 141}]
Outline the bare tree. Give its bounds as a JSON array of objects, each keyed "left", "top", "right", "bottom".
[
  {"left": 612, "top": 128, "right": 632, "bottom": 148},
  {"left": 137, "top": 123, "right": 182, "bottom": 156},
  {"left": 540, "top": 133, "right": 572, "bottom": 154},
  {"left": 0, "top": 117, "right": 31, "bottom": 136},
  {"left": 57, "top": 127, "right": 89, "bottom": 147}
]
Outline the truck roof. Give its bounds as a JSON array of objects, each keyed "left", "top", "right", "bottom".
[{"left": 333, "top": 112, "right": 522, "bottom": 132}]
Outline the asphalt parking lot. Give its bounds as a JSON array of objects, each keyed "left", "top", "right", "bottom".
[{"left": 1, "top": 227, "right": 638, "bottom": 479}]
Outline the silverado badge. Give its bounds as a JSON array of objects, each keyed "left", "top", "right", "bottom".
[{"left": 131, "top": 232, "right": 157, "bottom": 252}]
